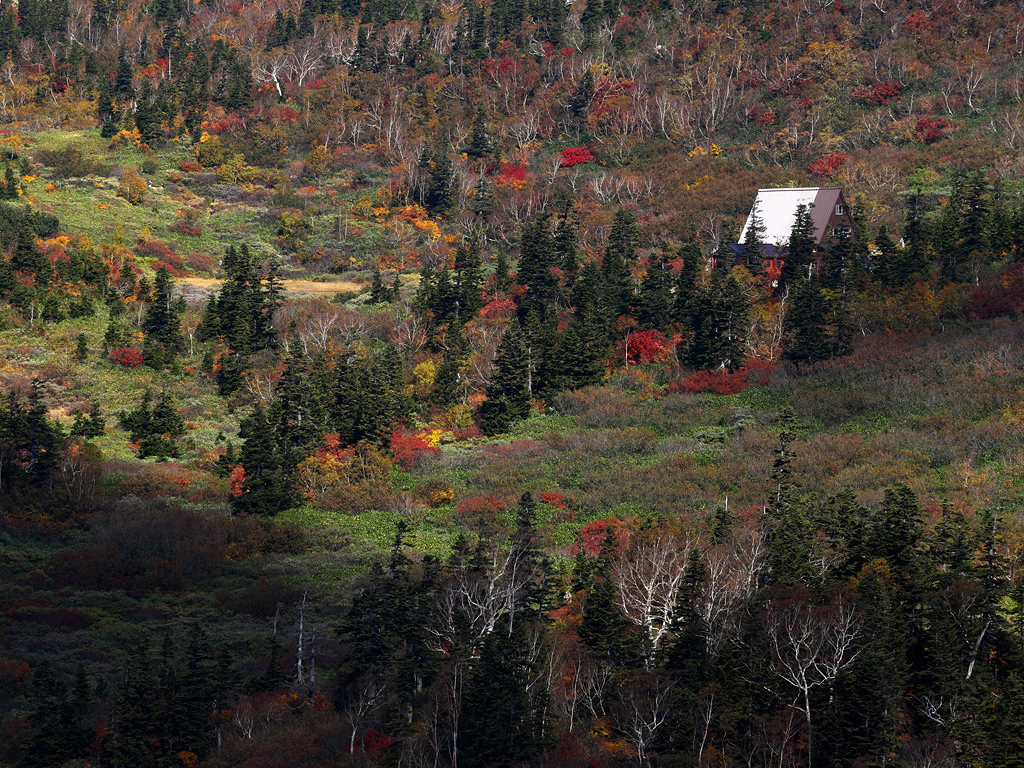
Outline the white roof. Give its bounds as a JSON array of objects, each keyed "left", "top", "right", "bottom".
[{"left": 738, "top": 187, "right": 822, "bottom": 247}]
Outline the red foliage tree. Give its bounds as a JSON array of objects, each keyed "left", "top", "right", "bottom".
[
  {"left": 109, "top": 347, "right": 144, "bottom": 367},
  {"left": 621, "top": 329, "right": 670, "bottom": 364},
  {"left": 570, "top": 518, "right": 629, "bottom": 557},
  {"left": 389, "top": 431, "right": 440, "bottom": 470},
  {"left": 808, "top": 152, "right": 849, "bottom": 180},
  {"left": 914, "top": 117, "right": 954, "bottom": 144},
  {"left": 559, "top": 146, "right": 594, "bottom": 167}
]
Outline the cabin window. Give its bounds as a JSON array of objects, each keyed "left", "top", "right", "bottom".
[{"left": 835, "top": 204, "right": 844, "bottom": 216}]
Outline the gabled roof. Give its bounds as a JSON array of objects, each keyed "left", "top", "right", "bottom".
[{"left": 738, "top": 187, "right": 845, "bottom": 247}]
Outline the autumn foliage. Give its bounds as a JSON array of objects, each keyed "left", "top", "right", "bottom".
[{"left": 109, "top": 347, "right": 144, "bottom": 368}]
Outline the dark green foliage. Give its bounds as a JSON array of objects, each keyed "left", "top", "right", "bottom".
[
  {"left": 74, "top": 332, "right": 88, "bottom": 361},
  {"left": 0, "top": 380, "right": 64, "bottom": 495},
  {"left": 70, "top": 401, "right": 105, "bottom": 438},
  {"left": 329, "top": 342, "right": 411, "bottom": 446},
  {"left": 95, "top": 633, "right": 231, "bottom": 768},
  {"left": 671, "top": 238, "right": 702, "bottom": 325},
  {"left": 368, "top": 266, "right": 391, "bottom": 304},
  {"left": 741, "top": 201, "right": 766, "bottom": 271},
  {"left": 784, "top": 275, "right": 830, "bottom": 365},
  {"left": 419, "top": 137, "right": 458, "bottom": 217},
  {"left": 234, "top": 403, "right": 296, "bottom": 515},
  {"left": 464, "top": 107, "right": 493, "bottom": 159},
  {"left": 142, "top": 265, "right": 185, "bottom": 364},
  {"left": 682, "top": 267, "right": 748, "bottom": 371},
  {"left": 636, "top": 249, "right": 673, "bottom": 331},
  {"left": 118, "top": 390, "right": 185, "bottom": 460},
  {"left": 602, "top": 208, "right": 639, "bottom": 319},
  {"left": 782, "top": 203, "right": 816, "bottom": 288},
  {"left": 458, "top": 615, "right": 550, "bottom": 768},
  {"left": 432, "top": 340, "right": 465, "bottom": 407},
  {"left": 198, "top": 245, "right": 280, "bottom": 358},
  {"left": 454, "top": 236, "right": 484, "bottom": 320},
  {"left": 577, "top": 531, "right": 638, "bottom": 667},
  {"left": 516, "top": 213, "right": 560, "bottom": 323},
  {"left": 480, "top": 320, "right": 531, "bottom": 434}
]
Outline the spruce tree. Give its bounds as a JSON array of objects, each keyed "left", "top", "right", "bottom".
[
  {"left": 480, "top": 320, "right": 531, "bottom": 435},
  {"left": 636, "top": 249, "right": 673, "bottom": 331},
  {"left": 741, "top": 201, "right": 767, "bottom": 271},
  {"left": 368, "top": 266, "right": 390, "bottom": 304},
  {"left": 235, "top": 403, "right": 294, "bottom": 515},
  {"left": 782, "top": 203, "right": 816, "bottom": 288},
  {"left": 142, "top": 265, "right": 184, "bottom": 355},
  {"left": 784, "top": 275, "right": 830, "bottom": 365},
  {"left": 603, "top": 208, "right": 639, "bottom": 318}
]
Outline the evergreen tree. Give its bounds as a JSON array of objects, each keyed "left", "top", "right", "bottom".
[
  {"left": 782, "top": 203, "right": 816, "bottom": 288},
  {"left": 578, "top": 530, "right": 638, "bottom": 666},
  {"left": 566, "top": 69, "right": 594, "bottom": 137},
  {"left": 420, "top": 137, "right": 458, "bottom": 217},
  {"left": 671, "top": 238, "right": 702, "bottom": 326},
  {"left": 636, "top": 249, "right": 673, "bottom": 331},
  {"left": 901, "top": 188, "right": 930, "bottom": 280},
  {"left": 741, "top": 201, "right": 767, "bottom": 271},
  {"left": 784, "top": 275, "right": 830, "bottom": 365},
  {"left": 142, "top": 265, "right": 184, "bottom": 356},
  {"left": 368, "top": 266, "right": 391, "bottom": 304},
  {"left": 458, "top": 614, "right": 549, "bottom": 768},
  {"left": 872, "top": 225, "right": 899, "bottom": 284},
  {"left": 235, "top": 403, "right": 295, "bottom": 515},
  {"left": 465, "top": 107, "right": 493, "bottom": 159},
  {"left": 432, "top": 339, "right": 464, "bottom": 407},
  {"left": 516, "top": 213, "right": 559, "bottom": 323},
  {"left": 480, "top": 320, "right": 531, "bottom": 435},
  {"left": 602, "top": 208, "right": 639, "bottom": 319},
  {"left": 454, "top": 236, "right": 484, "bottom": 320}
]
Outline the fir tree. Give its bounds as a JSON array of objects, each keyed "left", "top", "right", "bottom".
[
  {"left": 465, "top": 107, "right": 493, "bottom": 159},
  {"left": 636, "top": 249, "right": 673, "bottom": 331},
  {"left": 784, "top": 275, "right": 830, "bottom": 365},
  {"left": 782, "top": 203, "right": 816, "bottom": 288},
  {"left": 368, "top": 266, "right": 391, "bottom": 304},
  {"left": 142, "top": 265, "right": 184, "bottom": 355},
  {"left": 235, "top": 403, "right": 295, "bottom": 515},
  {"left": 741, "top": 200, "right": 767, "bottom": 271},
  {"left": 480, "top": 320, "right": 531, "bottom": 435}
]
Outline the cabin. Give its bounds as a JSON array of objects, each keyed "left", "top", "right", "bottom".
[
  {"left": 724, "top": 187, "right": 854, "bottom": 281},
  {"left": 738, "top": 187, "right": 854, "bottom": 247}
]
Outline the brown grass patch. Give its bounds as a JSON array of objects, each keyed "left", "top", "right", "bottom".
[{"left": 179, "top": 277, "right": 362, "bottom": 294}]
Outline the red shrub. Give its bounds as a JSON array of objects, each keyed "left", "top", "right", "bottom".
[
  {"left": 29, "top": 608, "right": 95, "bottom": 630},
  {"left": 666, "top": 359, "right": 775, "bottom": 395},
  {"left": 570, "top": 518, "right": 629, "bottom": 557},
  {"left": 361, "top": 731, "right": 397, "bottom": 753},
  {"left": 456, "top": 496, "right": 508, "bottom": 516},
  {"left": 479, "top": 298, "right": 517, "bottom": 319},
  {"left": 109, "top": 347, "right": 144, "bottom": 368},
  {"left": 915, "top": 117, "right": 954, "bottom": 144},
  {"left": 621, "top": 329, "right": 670, "bottom": 364},
  {"left": 541, "top": 492, "right": 567, "bottom": 508},
  {"left": 169, "top": 221, "right": 203, "bottom": 236},
  {"left": 966, "top": 265, "right": 1024, "bottom": 319},
  {"left": 559, "top": 146, "right": 594, "bottom": 167},
  {"left": 178, "top": 160, "right": 203, "bottom": 173},
  {"left": 185, "top": 251, "right": 218, "bottom": 273},
  {"left": 390, "top": 431, "right": 440, "bottom": 471},
  {"left": 808, "top": 152, "right": 849, "bottom": 180},
  {"left": 137, "top": 241, "right": 191, "bottom": 276},
  {"left": 494, "top": 162, "right": 528, "bottom": 187},
  {"left": 671, "top": 369, "right": 748, "bottom": 395},
  {"left": 851, "top": 82, "right": 902, "bottom": 106}
]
